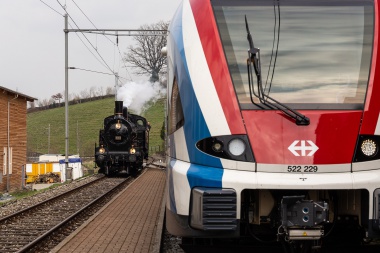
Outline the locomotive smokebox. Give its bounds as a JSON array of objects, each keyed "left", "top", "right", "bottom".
[{"left": 114, "top": 101, "right": 123, "bottom": 116}]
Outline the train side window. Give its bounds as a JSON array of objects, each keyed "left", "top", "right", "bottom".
[{"left": 169, "top": 78, "right": 184, "bottom": 134}]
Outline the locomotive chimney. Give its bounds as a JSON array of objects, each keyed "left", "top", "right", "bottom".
[{"left": 114, "top": 101, "right": 123, "bottom": 117}]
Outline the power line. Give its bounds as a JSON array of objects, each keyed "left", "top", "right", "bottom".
[
  {"left": 72, "top": 0, "right": 98, "bottom": 29},
  {"left": 39, "top": 0, "right": 64, "bottom": 16},
  {"left": 56, "top": 0, "right": 116, "bottom": 77},
  {"left": 117, "top": 45, "right": 133, "bottom": 81},
  {"left": 76, "top": 29, "right": 168, "bottom": 36},
  {"left": 40, "top": 0, "right": 117, "bottom": 78},
  {"left": 69, "top": 0, "right": 133, "bottom": 82},
  {"left": 68, "top": 23, "right": 113, "bottom": 73},
  {"left": 68, "top": 67, "right": 115, "bottom": 76},
  {"left": 43, "top": 0, "right": 147, "bottom": 84}
]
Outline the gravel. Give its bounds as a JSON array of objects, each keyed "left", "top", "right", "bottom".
[
  {"left": 161, "top": 228, "right": 185, "bottom": 253},
  {"left": 0, "top": 174, "right": 102, "bottom": 218}
]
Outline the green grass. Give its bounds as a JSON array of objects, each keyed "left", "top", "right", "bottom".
[
  {"left": 27, "top": 97, "right": 165, "bottom": 158},
  {"left": 0, "top": 183, "right": 63, "bottom": 206}
]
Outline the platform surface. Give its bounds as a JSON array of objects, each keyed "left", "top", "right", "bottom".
[{"left": 51, "top": 168, "right": 166, "bottom": 253}]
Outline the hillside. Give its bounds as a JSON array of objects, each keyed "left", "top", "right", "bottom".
[{"left": 27, "top": 97, "right": 165, "bottom": 159}]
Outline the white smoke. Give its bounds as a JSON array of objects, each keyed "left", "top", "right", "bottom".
[{"left": 116, "top": 81, "right": 166, "bottom": 115}]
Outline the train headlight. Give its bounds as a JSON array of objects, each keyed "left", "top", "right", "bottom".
[
  {"left": 354, "top": 135, "right": 380, "bottom": 162},
  {"left": 99, "top": 147, "right": 105, "bottom": 154},
  {"left": 196, "top": 135, "right": 255, "bottom": 162},
  {"left": 130, "top": 146, "right": 136, "bottom": 154},
  {"left": 228, "top": 138, "right": 246, "bottom": 156},
  {"left": 212, "top": 141, "right": 223, "bottom": 152},
  {"left": 115, "top": 120, "right": 121, "bottom": 130},
  {"left": 361, "top": 139, "right": 377, "bottom": 157}
]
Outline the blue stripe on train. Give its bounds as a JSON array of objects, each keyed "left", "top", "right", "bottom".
[
  {"left": 172, "top": 2, "right": 222, "bottom": 167},
  {"left": 187, "top": 163, "right": 224, "bottom": 189},
  {"left": 170, "top": 2, "right": 223, "bottom": 194}
]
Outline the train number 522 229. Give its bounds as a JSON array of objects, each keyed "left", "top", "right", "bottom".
[{"left": 287, "top": 165, "right": 318, "bottom": 173}]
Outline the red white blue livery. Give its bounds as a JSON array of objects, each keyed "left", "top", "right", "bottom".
[{"left": 165, "top": 0, "right": 380, "bottom": 249}]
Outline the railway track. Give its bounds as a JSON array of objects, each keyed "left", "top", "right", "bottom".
[
  {"left": 146, "top": 156, "right": 166, "bottom": 169},
  {"left": 0, "top": 175, "right": 133, "bottom": 253}
]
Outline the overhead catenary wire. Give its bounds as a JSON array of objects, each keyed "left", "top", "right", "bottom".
[
  {"left": 40, "top": 0, "right": 117, "bottom": 78},
  {"left": 72, "top": 0, "right": 98, "bottom": 29},
  {"left": 67, "top": 23, "right": 113, "bottom": 73},
  {"left": 42, "top": 0, "right": 162, "bottom": 83},
  {"left": 68, "top": 67, "right": 116, "bottom": 76},
  {"left": 39, "top": 0, "right": 64, "bottom": 16},
  {"left": 56, "top": 0, "right": 117, "bottom": 78},
  {"left": 69, "top": 0, "right": 133, "bottom": 82}
]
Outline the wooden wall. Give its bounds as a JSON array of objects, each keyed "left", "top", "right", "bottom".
[{"left": 0, "top": 91, "right": 29, "bottom": 192}]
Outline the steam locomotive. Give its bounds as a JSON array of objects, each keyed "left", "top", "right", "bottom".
[{"left": 95, "top": 101, "right": 150, "bottom": 176}]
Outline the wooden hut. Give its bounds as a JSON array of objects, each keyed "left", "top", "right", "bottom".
[{"left": 0, "top": 86, "right": 36, "bottom": 192}]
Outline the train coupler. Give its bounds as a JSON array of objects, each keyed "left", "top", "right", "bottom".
[{"left": 280, "top": 196, "right": 329, "bottom": 241}]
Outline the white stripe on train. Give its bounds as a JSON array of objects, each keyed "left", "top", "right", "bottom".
[{"left": 182, "top": 0, "right": 231, "bottom": 136}]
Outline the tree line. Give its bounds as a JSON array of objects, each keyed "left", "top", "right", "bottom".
[{"left": 27, "top": 86, "right": 115, "bottom": 113}]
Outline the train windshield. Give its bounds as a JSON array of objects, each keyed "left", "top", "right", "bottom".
[{"left": 212, "top": 0, "right": 374, "bottom": 110}]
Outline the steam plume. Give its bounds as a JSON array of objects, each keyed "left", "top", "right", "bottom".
[{"left": 116, "top": 81, "right": 165, "bottom": 115}]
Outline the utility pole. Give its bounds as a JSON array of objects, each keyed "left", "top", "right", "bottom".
[
  {"left": 48, "top": 124, "right": 50, "bottom": 154},
  {"left": 64, "top": 14, "right": 69, "bottom": 180},
  {"left": 77, "top": 121, "right": 79, "bottom": 154}
]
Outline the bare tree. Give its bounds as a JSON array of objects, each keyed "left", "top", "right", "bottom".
[
  {"left": 89, "top": 86, "right": 97, "bottom": 98},
  {"left": 80, "top": 89, "right": 90, "bottom": 99},
  {"left": 51, "top": 93, "right": 63, "bottom": 104},
  {"left": 48, "top": 98, "right": 55, "bottom": 105},
  {"left": 98, "top": 86, "right": 104, "bottom": 96},
  {"left": 39, "top": 99, "right": 49, "bottom": 107},
  {"left": 124, "top": 20, "right": 169, "bottom": 83},
  {"left": 68, "top": 92, "right": 76, "bottom": 102},
  {"left": 106, "top": 86, "right": 114, "bottom": 95},
  {"left": 71, "top": 93, "right": 81, "bottom": 104}
]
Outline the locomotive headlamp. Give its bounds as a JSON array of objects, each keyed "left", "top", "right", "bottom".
[
  {"left": 99, "top": 147, "right": 105, "bottom": 154},
  {"left": 228, "top": 138, "right": 246, "bottom": 156},
  {"left": 116, "top": 120, "right": 121, "bottom": 129},
  {"left": 212, "top": 141, "right": 223, "bottom": 152},
  {"left": 361, "top": 139, "right": 378, "bottom": 157},
  {"left": 130, "top": 145, "right": 136, "bottom": 154}
]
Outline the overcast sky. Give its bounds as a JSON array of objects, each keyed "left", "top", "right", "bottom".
[{"left": 0, "top": 0, "right": 179, "bottom": 102}]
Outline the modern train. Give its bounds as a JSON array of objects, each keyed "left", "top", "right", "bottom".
[
  {"left": 164, "top": 0, "right": 380, "bottom": 250},
  {"left": 95, "top": 101, "right": 150, "bottom": 176}
]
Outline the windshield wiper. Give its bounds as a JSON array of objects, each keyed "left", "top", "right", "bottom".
[{"left": 245, "top": 15, "right": 310, "bottom": 126}]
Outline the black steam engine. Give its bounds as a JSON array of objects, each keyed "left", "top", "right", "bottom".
[{"left": 95, "top": 101, "right": 150, "bottom": 176}]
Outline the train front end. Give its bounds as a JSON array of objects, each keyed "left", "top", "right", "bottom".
[
  {"left": 95, "top": 101, "right": 143, "bottom": 176},
  {"left": 165, "top": 0, "right": 380, "bottom": 246}
]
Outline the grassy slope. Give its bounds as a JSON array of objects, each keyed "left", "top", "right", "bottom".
[{"left": 27, "top": 97, "right": 165, "bottom": 157}]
